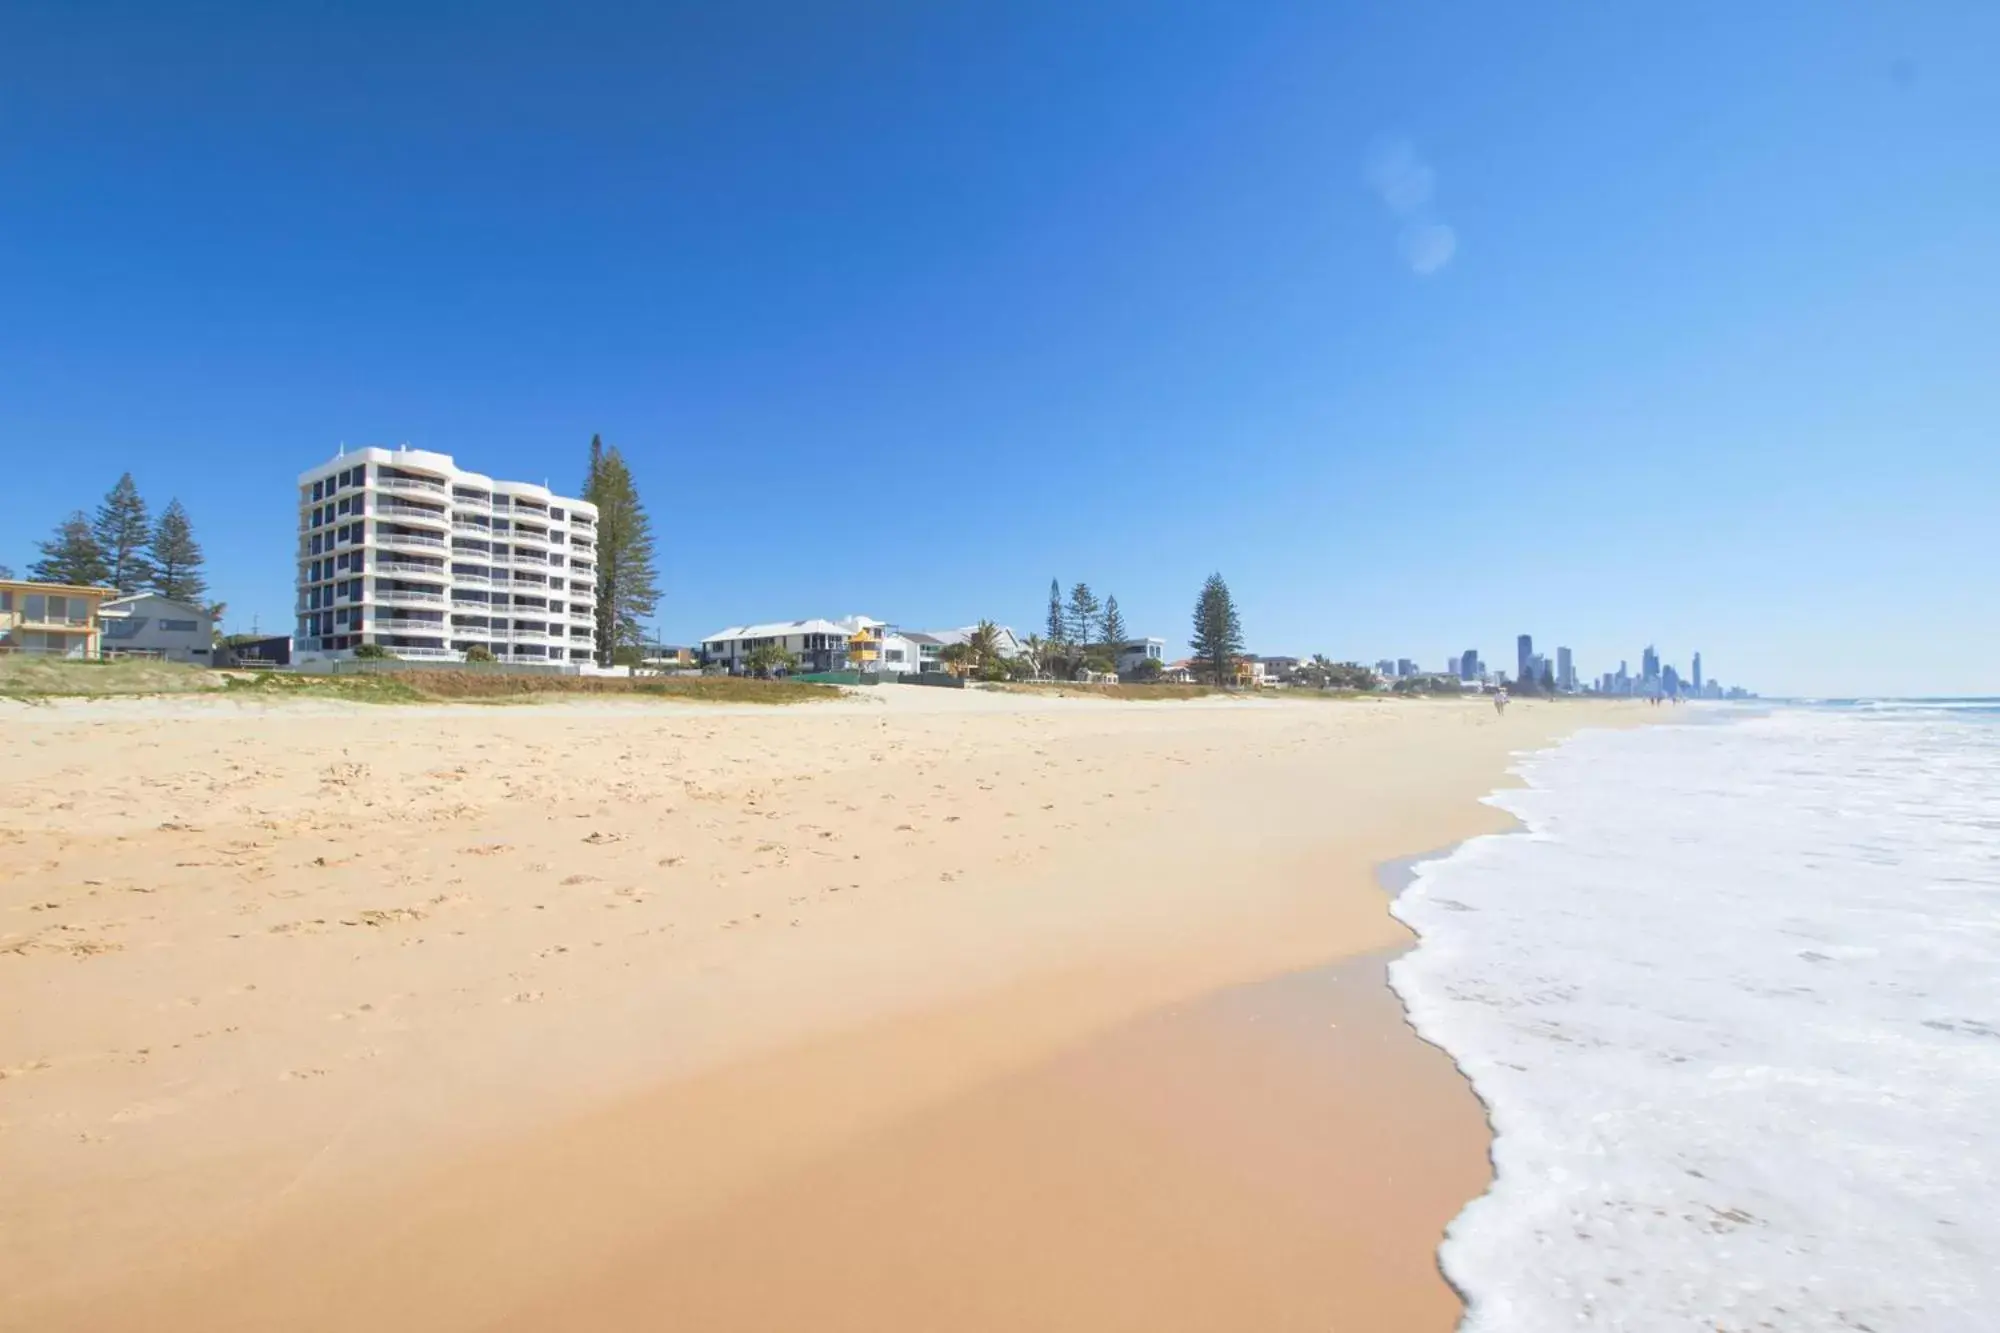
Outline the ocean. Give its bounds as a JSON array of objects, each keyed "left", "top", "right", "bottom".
[{"left": 1390, "top": 702, "right": 2000, "bottom": 1331}]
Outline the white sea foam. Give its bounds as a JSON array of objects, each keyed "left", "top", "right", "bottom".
[{"left": 1390, "top": 706, "right": 2000, "bottom": 1331}]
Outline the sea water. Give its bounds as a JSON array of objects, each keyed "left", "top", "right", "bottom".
[{"left": 1390, "top": 704, "right": 2000, "bottom": 1331}]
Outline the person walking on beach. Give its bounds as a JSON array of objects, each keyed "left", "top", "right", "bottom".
[{"left": 1493, "top": 687, "right": 1509, "bottom": 716}]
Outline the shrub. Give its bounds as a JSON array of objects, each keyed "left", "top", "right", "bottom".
[
  {"left": 463, "top": 644, "right": 496, "bottom": 663},
  {"left": 352, "top": 642, "right": 393, "bottom": 660}
]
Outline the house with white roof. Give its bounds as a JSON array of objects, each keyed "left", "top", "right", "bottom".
[{"left": 699, "top": 615, "right": 925, "bottom": 676}]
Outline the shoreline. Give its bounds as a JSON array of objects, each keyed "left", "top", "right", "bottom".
[{"left": 3, "top": 691, "right": 1644, "bottom": 1330}]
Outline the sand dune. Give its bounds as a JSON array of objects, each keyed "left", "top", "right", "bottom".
[{"left": 0, "top": 687, "right": 1637, "bottom": 1330}]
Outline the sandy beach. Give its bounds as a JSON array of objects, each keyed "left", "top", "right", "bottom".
[{"left": 1, "top": 687, "right": 1636, "bottom": 1331}]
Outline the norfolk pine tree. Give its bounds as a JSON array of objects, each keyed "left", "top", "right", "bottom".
[
  {"left": 30, "top": 512, "right": 109, "bottom": 586},
  {"left": 93, "top": 473, "right": 155, "bottom": 595},
  {"left": 581, "top": 434, "right": 661, "bottom": 666},
  {"left": 1190, "top": 572, "right": 1243, "bottom": 687},
  {"left": 1066, "top": 583, "right": 1101, "bottom": 649},
  {"left": 1099, "top": 594, "right": 1125, "bottom": 648},
  {"left": 150, "top": 500, "right": 209, "bottom": 603}
]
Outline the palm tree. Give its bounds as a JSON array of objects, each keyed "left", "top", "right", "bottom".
[
  {"left": 967, "top": 620, "right": 1002, "bottom": 673},
  {"left": 939, "top": 642, "right": 972, "bottom": 676},
  {"left": 1021, "top": 634, "right": 1045, "bottom": 679}
]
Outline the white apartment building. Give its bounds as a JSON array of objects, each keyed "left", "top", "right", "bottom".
[{"left": 295, "top": 445, "right": 598, "bottom": 664}]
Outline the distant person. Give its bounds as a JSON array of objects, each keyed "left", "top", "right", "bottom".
[{"left": 1494, "top": 688, "right": 1509, "bottom": 716}]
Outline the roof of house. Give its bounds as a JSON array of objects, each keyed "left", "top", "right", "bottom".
[
  {"left": 0, "top": 578, "right": 118, "bottom": 597},
  {"left": 101, "top": 593, "right": 211, "bottom": 619},
  {"left": 700, "top": 619, "right": 854, "bottom": 643},
  {"left": 899, "top": 631, "right": 945, "bottom": 646}
]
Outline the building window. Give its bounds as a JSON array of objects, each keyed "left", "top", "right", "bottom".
[
  {"left": 313, "top": 480, "right": 324, "bottom": 501},
  {"left": 160, "top": 619, "right": 198, "bottom": 632},
  {"left": 339, "top": 468, "right": 352, "bottom": 487},
  {"left": 338, "top": 498, "right": 352, "bottom": 515}
]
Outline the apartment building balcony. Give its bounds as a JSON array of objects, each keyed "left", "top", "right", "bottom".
[
  {"left": 511, "top": 528, "right": 550, "bottom": 548},
  {"left": 375, "top": 475, "right": 447, "bottom": 497},
  {"left": 374, "top": 558, "right": 449, "bottom": 581},
  {"left": 452, "top": 520, "right": 494, "bottom": 536},
  {"left": 375, "top": 529, "right": 446, "bottom": 552},
  {"left": 374, "top": 587, "right": 447, "bottom": 608},
  {"left": 508, "top": 553, "right": 550, "bottom": 570},
  {"left": 375, "top": 500, "right": 449, "bottom": 527}
]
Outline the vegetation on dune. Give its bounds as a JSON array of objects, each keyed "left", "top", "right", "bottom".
[{"left": 0, "top": 657, "right": 223, "bottom": 699}]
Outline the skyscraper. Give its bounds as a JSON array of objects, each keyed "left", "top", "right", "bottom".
[
  {"left": 1692, "top": 652, "right": 1703, "bottom": 694},
  {"left": 1642, "top": 644, "right": 1660, "bottom": 682},
  {"left": 1517, "top": 634, "right": 1533, "bottom": 685},
  {"left": 1556, "top": 646, "right": 1574, "bottom": 692},
  {"left": 1460, "top": 648, "right": 1478, "bottom": 681}
]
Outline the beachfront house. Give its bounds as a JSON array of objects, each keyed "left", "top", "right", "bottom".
[
  {"left": 1110, "top": 637, "right": 1166, "bottom": 678},
  {"left": 98, "top": 594, "right": 215, "bottom": 664},
  {"left": 0, "top": 578, "right": 117, "bottom": 658},
  {"left": 700, "top": 619, "right": 856, "bottom": 674}
]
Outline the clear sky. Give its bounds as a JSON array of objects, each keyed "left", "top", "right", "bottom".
[{"left": 4, "top": 2, "right": 1995, "bottom": 697}]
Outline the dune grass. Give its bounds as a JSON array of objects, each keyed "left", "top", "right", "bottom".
[
  {"left": 0, "top": 656, "right": 224, "bottom": 700},
  {"left": 220, "top": 669, "right": 835, "bottom": 706}
]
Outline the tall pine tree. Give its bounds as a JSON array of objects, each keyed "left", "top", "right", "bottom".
[
  {"left": 1190, "top": 572, "right": 1243, "bottom": 687},
  {"left": 1045, "top": 578, "right": 1067, "bottom": 645},
  {"left": 1066, "top": 583, "right": 1101, "bottom": 648},
  {"left": 581, "top": 434, "right": 661, "bottom": 665},
  {"left": 93, "top": 473, "right": 154, "bottom": 595},
  {"left": 150, "top": 500, "right": 208, "bottom": 603},
  {"left": 30, "top": 512, "right": 110, "bottom": 586},
  {"left": 1100, "top": 594, "right": 1125, "bottom": 647}
]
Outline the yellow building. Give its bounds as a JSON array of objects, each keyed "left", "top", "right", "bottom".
[{"left": 0, "top": 579, "right": 116, "bottom": 658}]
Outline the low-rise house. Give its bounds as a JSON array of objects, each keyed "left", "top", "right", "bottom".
[
  {"left": 1110, "top": 637, "right": 1166, "bottom": 678},
  {"left": 99, "top": 594, "right": 215, "bottom": 664},
  {"left": 700, "top": 619, "right": 857, "bottom": 674},
  {"left": 0, "top": 579, "right": 116, "bottom": 658},
  {"left": 910, "top": 625, "right": 1023, "bottom": 660}
]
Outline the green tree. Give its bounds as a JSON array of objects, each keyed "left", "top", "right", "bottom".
[
  {"left": 464, "top": 644, "right": 496, "bottom": 663},
  {"left": 1128, "top": 655, "right": 1163, "bottom": 683},
  {"left": 581, "top": 434, "right": 662, "bottom": 666},
  {"left": 966, "top": 620, "right": 1003, "bottom": 674},
  {"left": 149, "top": 500, "right": 208, "bottom": 603},
  {"left": 743, "top": 641, "right": 796, "bottom": 678},
  {"left": 1066, "top": 583, "right": 1101, "bottom": 648},
  {"left": 93, "top": 473, "right": 155, "bottom": 595},
  {"left": 1099, "top": 594, "right": 1125, "bottom": 648},
  {"left": 30, "top": 511, "right": 109, "bottom": 586},
  {"left": 1045, "top": 578, "right": 1067, "bottom": 646},
  {"left": 1189, "top": 572, "right": 1243, "bottom": 687},
  {"left": 939, "top": 642, "right": 971, "bottom": 675}
]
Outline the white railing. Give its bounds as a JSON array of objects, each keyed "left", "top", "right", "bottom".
[
  {"left": 375, "top": 531, "right": 446, "bottom": 549},
  {"left": 510, "top": 554, "right": 549, "bottom": 569},
  {"left": 450, "top": 571, "right": 491, "bottom": 585},
  {"left": 452, "top": 521, "right": 493, "bottom": 535},
  {"left": 376, "top": 589, "right": 446, "bottom": 605},
  {"left": 376, "top": 560, "right": 448, "bottom": 579},
  {"left": 377, "top": 500, "right": 449, "bottom": 523},
  {"left": 376, "top": 475, "right": 446, "bottom": 496}
]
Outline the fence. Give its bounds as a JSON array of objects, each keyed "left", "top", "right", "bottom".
[{"left": 299, "top": 658, "right": 578, "bottom": 678}]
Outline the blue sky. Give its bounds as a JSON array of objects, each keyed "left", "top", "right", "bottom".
[{"left": 3, "top": 2, "right": 1994, "bottom": 696}]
